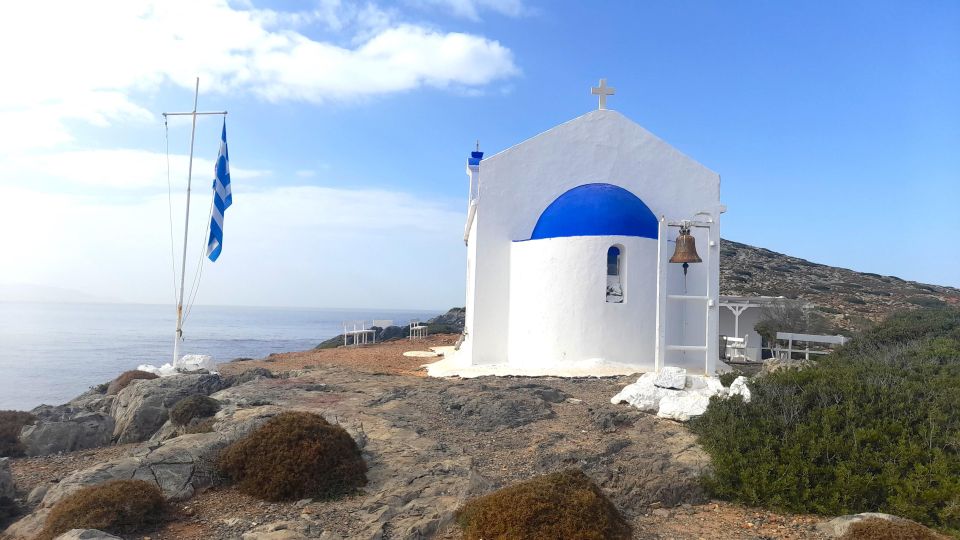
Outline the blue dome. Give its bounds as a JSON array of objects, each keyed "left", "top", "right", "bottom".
[{"left": 529, "top": 183, "right": 658, "bottom": 240}]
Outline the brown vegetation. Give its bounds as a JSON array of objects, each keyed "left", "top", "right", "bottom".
[
  {"left": 183, "top": 417, "right": 216, "bottom": 434},
  {"left": 456, "top": 469, "right": 632, "bottom": 540},
  {"left": 37, "top": 479, "right": 167, "bottom": 540},
  {"left": 0, "top": 410, "right": 36, "bottom": 457},
  {"left": 106, "top": 369, "right": 159, "bottom": 395},
  {"left": 216, "top": 411, "right": 367, "bottom": 502},
  {"left": 840, "top": 517, "right": 950, "bottom": 540},
  {"left": 169, "top": 394, "right": 220, "bottom": 426}
]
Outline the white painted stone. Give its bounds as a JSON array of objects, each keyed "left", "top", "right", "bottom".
[
  {"left": 696, "top": 376, "right": 726, "bottom": 397},
  {"left": 728, "top": 376, "right": 751, "bottom": 402},
  {"left": 138, "top": 354, "right": 217, "bottom": 377},
  {"left": 654, "top": 367, "right": 687, "bottom": 389},
  {"left": 657, "top": 392, "right": 711, "bottom": 422},
  {"left": 435, "top": 108, "right": 721, "bottom": 377},
  {"left": 610, "top": 372, "right": 678, "bottom": 412},
  {"left": 176, "top": 354, "right": 216, "bottom": 373},
  {"left": 611, "top": 374, "right": 732, "bottom": 421}
]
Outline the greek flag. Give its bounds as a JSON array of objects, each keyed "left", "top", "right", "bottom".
[{"left": 206, "top": 120, "right": 232, "bottom": 261}]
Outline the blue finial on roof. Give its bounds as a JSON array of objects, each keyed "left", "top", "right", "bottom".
[{"left": 468, "top": 140, "right": 483, "bottom": 166}]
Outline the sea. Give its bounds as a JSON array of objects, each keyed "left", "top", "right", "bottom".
[{"left": 0, "top": 302, "right": 440, "bottom": 411}]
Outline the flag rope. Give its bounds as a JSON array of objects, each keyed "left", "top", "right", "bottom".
[
  {"left": 182, "top": 197, "right": 214, "bottom": 325},
  {"left": 164, "top": 118, "right": 179, "bottom": 305}
]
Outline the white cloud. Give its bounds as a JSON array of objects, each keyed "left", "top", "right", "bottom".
[
  {"left": 408, "top": 0, "right": 527, "bottom": 20},
  {"left": 0, "top": 149, "right": 269, "bottom": 191},
  {"left": 0, "top": 0, "right": 519, "bottom": 152},
  {"left": 247, "top": 25, "right": 518, "bottom": 102},
  {"left": 0, "top": 184, "right": 465, "bottom": 308},
  {"left": 0, "top": 0, "right": 503, "bottom": 308}
]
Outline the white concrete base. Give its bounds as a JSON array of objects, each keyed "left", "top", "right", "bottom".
[
  {"left": 137, "top": 354, "right": 217, "bottom": 377},
  {"left": 402, "top": 350, "right": 441, "bottom": 358},
  {"left": 424, "top": 350, "right": 646, "bottom": 378}
]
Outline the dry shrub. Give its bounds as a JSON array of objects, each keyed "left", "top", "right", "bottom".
[
  {"left": 38, "top": 479, "right": 166, "bottom": 540},
  {"left": 841, "top": 517, "right": 949, "bottom": 540},
  {"left": 183, "top": 417, "right": 216, "bottom": 434},
  {"left": 216, "top": 411, "right": 367, "bottom": 501},
  {"left": 106, "top": 370, "right": 158, "bottom": 395},
  {"left": 170, "top": 395, "right": 220, "bottom": 426},
  {"left": 456, "top": 469, "right": 632, "bottom": 540},
  {"left": 0, "top": 410, "right": 36, "bottom": 457}
]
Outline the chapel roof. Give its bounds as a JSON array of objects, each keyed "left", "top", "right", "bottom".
[{"left": 529, "top": 183, "right": 658, "bottom": 240}]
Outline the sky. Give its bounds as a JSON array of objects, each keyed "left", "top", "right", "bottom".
[{"left": 0, "top": 0, "right": 957, "bottom": 310}]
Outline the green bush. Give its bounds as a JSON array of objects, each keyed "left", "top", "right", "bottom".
[
  {"left": 37, "top": 479, "right": 167, "bottom": 540},
  {"left": 169, "top": 395, "right": 220, "bottom": 427},
  {"left": 216, "top": 412, "right": 367, "bottom": 501},
  {"left": 456, "top": 469, "right": 631, "bottom": 540},
  {"left": 852, "top": 308, "right": 960, "bottom": 347},
  {"left": 718, "top": 371, "right": 743, "bottom": 387},
  {"left": 690, "top": 307, "right": 960, "bottom": 531},
  {"left": 907, "top": 296, "right": 947, "bottom": 309},
  {"left": 0, "top": 410, "right": 36, "bottom": 457},
  {"left": 106, "top": 370, "right": 159, "bottom": 395}
]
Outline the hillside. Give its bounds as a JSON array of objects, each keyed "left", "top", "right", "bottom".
[{"left": 720, "top": 239, "right": 960, "bottom": 331}]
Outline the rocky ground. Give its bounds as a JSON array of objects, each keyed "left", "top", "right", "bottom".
[
  {"left": 720, "top": 239, "right": 960, "bottom": 331},
  {"left": 2, "top": 337, "right": 835, "bottom": 540}
]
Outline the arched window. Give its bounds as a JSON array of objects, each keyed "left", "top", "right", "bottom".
[{"left": 606, "top": 245, "right": 624, "bottom": 303}]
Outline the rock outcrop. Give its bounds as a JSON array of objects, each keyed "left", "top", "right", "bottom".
[
  {"left": 5, "top": 366, "right": 711, "bottom": 539},
  {"left": 816, "top": 512, "right": 944, "bottom": 538},
  {"left": 15, "top": 386, "right": 117, "bottom": 457},
  {"left": 4, "top": 404, "right": 279, "bottom": 539},
  {"left": 110, "top": 373, "right": 227, "bottom": 443},
  {"left": 19, "top": 408, "right": 114, "bottom": 457}
]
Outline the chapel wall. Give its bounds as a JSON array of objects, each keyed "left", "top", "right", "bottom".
[
  {"left": 464, "top": 109, "right": 722, "bottom": 370},
  {"left": 506, "top": 235, "right": 658, "bottom": 369}
]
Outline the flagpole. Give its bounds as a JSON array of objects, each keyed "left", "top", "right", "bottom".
[
  {"left": 163, "top": 79, "right": 228, "bottom": 366},
  {"left": 172, "top": 78, "right": 201, "bottom": 365}
]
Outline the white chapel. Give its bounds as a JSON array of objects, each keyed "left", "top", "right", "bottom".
[{"left": 428, "top": 81, "right": 724, "bottom": 378}]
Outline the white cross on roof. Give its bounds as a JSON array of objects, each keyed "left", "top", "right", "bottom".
[{"left": 591, "top": 78, "right": 615, "bottom": 110}]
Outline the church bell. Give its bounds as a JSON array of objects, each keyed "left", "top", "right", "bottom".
[{"left": 669, "top": 226, "right": 701, "bottom": 274}]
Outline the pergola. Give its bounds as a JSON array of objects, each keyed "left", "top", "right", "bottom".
[{"left": 718, "top": 295, "right": 812, "bottom": 338}]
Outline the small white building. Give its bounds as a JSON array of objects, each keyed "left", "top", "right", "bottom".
[{"left": 429, "top": 82, "right": 724, "bottom": 377}]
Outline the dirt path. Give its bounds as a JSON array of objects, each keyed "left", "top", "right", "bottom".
[{"left": 219, "top": 334, "right": 458, "bottom": 378}]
